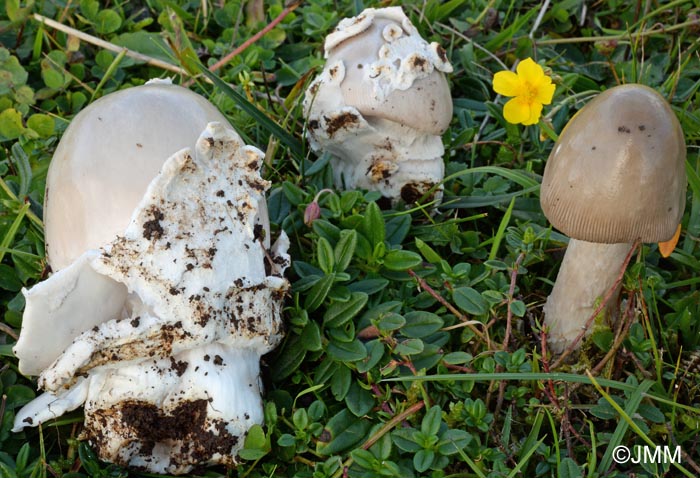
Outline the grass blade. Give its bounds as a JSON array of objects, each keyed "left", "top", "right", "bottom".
[
  {"left": 596, "top": 377, "right": 653, "bottom": 473},
  {"left": 488, "top": 196, "right": 514, "bottom": 260},
  {"left": 385, "top": 372, "right": 700, "bottom": 414},
  {"left": 197, "top": 65, "right": 304, "bottom": 161}
]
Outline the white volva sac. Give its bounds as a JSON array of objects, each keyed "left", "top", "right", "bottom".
[
  {"left": 304, "top": 7, "right": 453, "bottom": 204},
  {"left": 13, "top": 119, "right": 289, "bottom": 473}
]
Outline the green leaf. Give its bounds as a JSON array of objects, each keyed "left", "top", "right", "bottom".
[
  {"left": 330, "top": 365, "right": 351, "bottom": 401},
  {"left": 392, "top": 428, "right": 422, "bottom": 452},
  {"left": 443, "top": 351, "right": 472, "bottom": 365},
  {"left": 270, "top": 335, "right": 306, "bottom": 382},
  {"left": 6, "top": 0, "right": 34, "bottom": 22},
  {"left": 304, "top": 273, "right": 335, "bottom": 311},
  {"left": 509, "top": 300, "right": 526, "bottom": 317},
  {"left": 0, "top": 264, "right": 23, "bottom": 292},
  {"left": 351, "top": 449, "right": 376, "bottom": 469},
  {"left": 239, "top": 424, "right": 270, "bottom": 460},
  {"left": 317, "top": 237, "right": 335, "bottom": 274},
  {"left": 453, "top": 287, "right": 488, "bottom": 315},
  {"left": 361, "top": 201, "right": 385, "bottom": 247},
  {"left": 489, "top": 196, "right": 515, "bottom": 260},
  {"left": 345, "top": 381, "right": 374, "bottom": 417},
  {"left": 383, "top": 250, "right": 422, "bottom": 271},
  {"left": 334, "top": 229, "right": 357, "bottom": 272},
  {"left": 0, "top": 50, "right": 28, "bottom": 95},
  {"left": 436, "top": 429, "right": 472, "bottom": 455},
  {"left": 0, "top": 108, "right": 25, "bottom": 139},
  {"left": 5, "top": 384, "right": 35, "bottom": 409},
  {"left": 327, "top": 338, "right": 367, "bottom": 362},
  {"left": 26, "top": 113, "right": 54, "bottom": 137},
  {"left": 415, "top": 237, "right": 442, "bottom": 263},
  {"left": 318, "top": 409, "right": 370, "bottom": 455},
  {"left": 413, "top": 449, "right": 435, "bottom": 472},
  {"left": 347, "top": 278, "right": 389, "bottom": 295},
  {"left": 395, "top": 338, "right": 424, "bottom": 356},
  {"left": 282, "top": 181, "right": 306, "bottom": 206},
  {"left": 356, "top": 339, "right": 384, "bottom": 374},
  {"left": 385, "top": 214, "right": 411, "bottom": 246},
  {"left": 301, "top": 321, "right": 322, "bottom": 352},
  {"left": 324, "top": 292, "right": 368, "bottom": 328},
  {"left": 377, "top": 312, "right": 405, "bottom": 332},
  {"left": 558, "top": 458, "right": 583, "bottom": 478},
  {"left": 112, "top": 31, "right": 172, "bottom": 63},
  {"left": 9, "top": 143, "right": 31, "bottom": 196},
  {"left": 95, "top": 9, "right": 122, "bottom": 33},
  {"left": 79, "top": 0, "right": 99, "bottom": 20},
  {"left": 402, "top": 311, "right": 444, "bottom": 338},
  {"left": 421, "top": 405, "right": 443, "bottom": 437}
]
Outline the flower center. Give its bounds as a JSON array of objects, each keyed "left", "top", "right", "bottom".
[{"left": 521, "top": 81, "right": 538, "bottom": 103}]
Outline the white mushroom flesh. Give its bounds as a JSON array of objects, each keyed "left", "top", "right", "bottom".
[
  {"left": 13, "top": 123, "right": 290, "bottom": 474},
  {"left": 543, "top": 240, "right": 631, "bottom": 353},
  {"left": 304, "top": 7, "right": 453, "bottom": 204}
]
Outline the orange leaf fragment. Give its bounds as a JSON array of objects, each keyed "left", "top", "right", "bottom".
[{"left": 658, "top": 224, "right": 681, "bottom": 258}]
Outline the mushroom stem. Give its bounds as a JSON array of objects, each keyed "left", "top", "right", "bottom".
[{"left": 543, "top": 239, "right": 632, "bottom": 353}]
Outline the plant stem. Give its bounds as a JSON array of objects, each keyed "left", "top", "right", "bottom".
[
  {"left": 407, "top": 269, "right": 491, "bottom": 347},
  {"left": 534, "top": 18, "right": 700, "bottom": 45},
  {"left": 331, "top": 400, "right": 426, "bottom": 478},
  {"left": 32, "top": 14, "right": 188, "bottom": 75}
]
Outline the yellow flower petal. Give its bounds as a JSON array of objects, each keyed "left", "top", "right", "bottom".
[
  {"left": 516, "top": 58, "right": 545, "bottom": 83},
  {"left": 503, "top": 97, "right": 531, "bottom": 124},
  {"left": 522, "top": 101, "right": 543, "bottom": 125},
  {"left": 536, "top": 81, "right": 556, "bottom": 105},
  {"left": 492, "top": 70, "right": 523, "bottom": 97}
]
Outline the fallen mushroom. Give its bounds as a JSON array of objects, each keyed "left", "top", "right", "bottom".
[
  {"left": 540, "top": 84, "right": 686, "bottom": 353},
  {"left": 13, "top": 86, "right": 289, "bottom": 472},
  {"left": 303, "top": 6, "right": 453, "bottom": 204}
]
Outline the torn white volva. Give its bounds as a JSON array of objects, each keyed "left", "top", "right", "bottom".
[
  {"left": 13, "top": 122, "right": 290, "bottom": 475},
  {"left": 304, "top": 7, "right": 453, "bottom": 204}
]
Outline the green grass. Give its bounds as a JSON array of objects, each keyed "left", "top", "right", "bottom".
[{"left": 1, "top": 1, "right": 700, "bottom": 477}]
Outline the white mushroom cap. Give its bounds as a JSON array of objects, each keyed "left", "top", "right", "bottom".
[
  {"left": 304, "top": 7, "right": 453, "bottom": 203},
  {"left": 44, "top": 80, "right": 250, "bottom": 270},
  {"left": 325, "top": 7, "right": 452, "bottom": 134},
  {"left": 540, "top": 83, "right": 686, "bottom": 243}
]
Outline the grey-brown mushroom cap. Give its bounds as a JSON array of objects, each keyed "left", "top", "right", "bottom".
[
  {"left": 540, "top": 84, "right": 686, "bottom": 244},
  {"left": 325, "top": 15, "right": 453, "bottom": 135}
]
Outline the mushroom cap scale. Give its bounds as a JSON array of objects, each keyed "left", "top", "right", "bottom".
[{"left": 540, "top": 84, "right": 686, "bottom": 244}]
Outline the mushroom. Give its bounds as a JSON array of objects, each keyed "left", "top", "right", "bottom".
[
  {"left": 303, "top": 6, "right": 453, "bottom": 204},
  {"left": 12, "top": 82, "right": 289, "bottom": 474},
  {"left": 540, "top": 84, "right": 686, "bottom": 353}
]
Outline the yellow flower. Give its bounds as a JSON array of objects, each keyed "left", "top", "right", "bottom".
[{"left": 493, "top": 58, "right": 555, "bottom": 125}]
